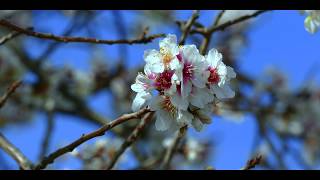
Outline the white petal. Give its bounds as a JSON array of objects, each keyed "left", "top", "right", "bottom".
[
  {"left": 190, "top": 88, "right": 214, "bottom": 108},
  {"left": 212, "top": 85, "right": 235, "bottom": 99},
  {"left": 155, "top": 110, "right": 173, "bottom": 131},
  {"left": 227, "top": 66, "right": 236, "bottom": 79},
  {"left": 169, "top": 57, "right": 181, "bottom": 70},
  {"left": 182, "top": 81, "right": 192, "bottom": 98},
  {"left": 131, "top": 92, "right": 151, "bottom": 112},
  {"left": 131, "top": 84, "right": 144, "bottom": 93},
  {"left": 206, "top": 48, "right": 223, "bottom": 68},
  {"left": 176, "top": 110, "right": 193, "bottom": 127},
  {"left": 191, "top": 73, "right": 207, "bottom": 88},
  {"left": 170, "top": 94, "right": 189, "bottom": 111}
]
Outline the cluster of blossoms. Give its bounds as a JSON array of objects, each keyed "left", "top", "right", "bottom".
[
  {"left": 131, "top": 34, "right": 236, "bottom": 131},
  {"left": 300, "top": 10, "right": 320, "bottom": 34}
]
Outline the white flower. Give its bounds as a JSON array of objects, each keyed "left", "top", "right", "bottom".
[
  {"left": 175, "top": 45, "right": 209, "bottom": 98},
  {"left": 150, "top": 95, "right": 193, "bottom": 131},
  {"left": 301, "top": 10, "right": 320, "bottom": 34},
  {"left": 205, "top": 48, "right": 236, "bottom": 99},
  {"left": 144, "top": 34, "right": 180, "bottom": 73},
  {"left": 131, "top": 34, "right": 237, "bottom": 132}
]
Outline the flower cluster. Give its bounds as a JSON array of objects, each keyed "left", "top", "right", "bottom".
[
  {"left": 300, "top": 10, "right": 320, "bottom": 34},
  {"left": 131, "top": 34, "right": 236, "bottom": 132}
]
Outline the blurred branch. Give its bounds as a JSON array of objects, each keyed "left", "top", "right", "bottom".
[
  {"left": 196, "top": 10, "right": 270, "bottom": 54},
  {"left": 0, "top": 19, "right": 165, "bottom": 45},
  {"left": 107, "top": 112, "right": 154, "bottom": 169},
  {"left": 160, "top": 126, "right": 188, "bottom": 169},
  {"left": 241, "top": 155, "right": 262, "bottom": 170},
  {"left": 35, "top": 11, "right": 97, "bottom": 63},
  {"left": 0, "top": 133, "right": 33, "bottom": 170},
  {"left": 0, "top": 31, "right": 21, "bottom": 45},
  {"left": 33, "top": 108, "right": 151, "bottom": 170},
  {"left": 0, "top": 80, "right": 22, "bottom": 109},
  {"left": 178, "top": 10, "right": 200, "bottom": 45},
  {"left": 38, "top": 110, "right": 55, "bottom": 161},
  {"left": 0, "top": 80, "right": 32, "bottom": 170}
]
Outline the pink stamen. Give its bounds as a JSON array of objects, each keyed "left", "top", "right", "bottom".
[
  {"left": 154, "top": 70, "right": 174, "bottom": 91},
  {"left": 208, "top": 67, "right": 220, "bottom": 84},
  {"left": 183, "top": 61, "right": 194, "bottom": 83}
]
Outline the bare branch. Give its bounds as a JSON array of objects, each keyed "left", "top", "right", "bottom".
[
  {"left": 0, "top": 31, "right": 21, "bottom": 45},
  {"left": 179, "top": 10, "right": 200, "bottom": 45},
  {"left": 33, "top": 108, "right": 151, "bottom": 170},
  {"left": 38, "top": 111, "right": 55, "bottom": 161},
  {"left": 0, "top": 133, "right": 33, "bottom": 170},
  {"left": 160, "top": 126, "right": 188, "bottom": 169},
  {"left": 241, "top": 155, "right": 263, "bottom": 170},
  {"left": 107, "top": 112, "right": 154, "bottom": 170},
  {"left": 0, "top": 80, "right": 22, "bottom": 109},
  {"left": 0, "top": 19, "right": 165, "bottom": 45}
]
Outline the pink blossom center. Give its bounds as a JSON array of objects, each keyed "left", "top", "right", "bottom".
[
  {"left": 183, "top": 61, "right": 194, "bottom": 83},
  {"left": 154, "top": 70, "right": 174, "bottom": 91},
  {"left": 208, "top": 67, "right": 220, "bottom": 84}
]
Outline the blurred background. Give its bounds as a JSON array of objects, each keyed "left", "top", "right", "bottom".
[{"left": 1, "top": 10, "right": 320, "bottom": 170}]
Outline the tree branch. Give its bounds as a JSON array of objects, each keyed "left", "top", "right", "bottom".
[
  {"left": 241, "top": 155, "right": 262, "bottom": 170},
  {"left": 0, "top": 133, "right": 33, "bottom": 170},
  {"left": 0, "top": 80, "right": 22, "bottom": 109},
  {"left": 178, "top": 10, "right": 200, "bottom": 45},
  {"left": 160, "top": 126, "right": 188, "bottom": 169},
  {"left": 33, "top": 108, "right": 151, "bottom": 170},
  {"left": 0, "top": 31, "right": 21, "bottom": 45},
  {"left": 0, "top": 19, "right": 165, "bottom": 45},
  {"left": 107, "top": 112, "right": 154, "bottom": 170}
]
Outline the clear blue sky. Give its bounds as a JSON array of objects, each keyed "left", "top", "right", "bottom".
[{"left": 1, "top": 10, "right": 320, "bottom": 170}]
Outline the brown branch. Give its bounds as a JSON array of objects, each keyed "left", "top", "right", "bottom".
[
  {"left": 179, "top": 10, "right": 200, "bottom": 45},
  {"left": 33, "top": 108, "right": 151, "bottom": 170},
  {"left": 213, "top": 10, "right": 226, "bottom": 27},
  {"left": 0, "top": 31, "right": 21, "bottom": 45},
  {"left": 0, "top": 19, "right": 165, "bottom": 45},
  {"left": 208, "top": 10, "right": 270, "bottom": 34},
  {"left": 106, "top": 112, "right": 154, "bottom": 170},
  {"left": 0, "top": 80, "right": 22, "bottom": 109},
  {"left": 197, "top": 10, "right": 270, "bottom": 54},
  {"left": 0, "top": 133, "right": 33, "bottom": 170},
  {"left": 160, "top": 125, "right": 188, "bottom": 169},
  {"left": 241, "top": 155, "right": 263, "bottom": 170},
  {"left": 38, "top": 110, "right": 55, "bottom": 161}
]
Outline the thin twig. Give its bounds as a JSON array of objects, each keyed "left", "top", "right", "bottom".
[
  {"left": 38, "top": 110, "right": 55, "bottom": 161},
  {"left": 0, "top": 31, "right": 21, "bottom": 45},
  {"left": 106, "top": 112, "right": 154, "bottom": 170},
  {"left": 213, "top": 10, "right": 226, "bottom": 27},
  {"left": 179, "top": 10, "right": 200, "bottom": 45},
  {"left": 160, "top": 126, "right": 188, "bottom": 169},
  {"left": 241, "top": 155, "right": 262, "bottom": 170},
  {"left": 33, "top": 108, "right": 151, "bottom": 170},
  {"left": 0, "top": 19, "right": 165, "bottom": 45},
  {"left": 0, "top": 133, "right": 33, "bottom": 170},
  {"left": 197, "top": 10, "right": 270, "bottom": 54},
  {"left": 0, "top": 80, "right": 22, "bottom": 109}
]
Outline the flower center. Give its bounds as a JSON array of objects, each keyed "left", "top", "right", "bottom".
[
  {"left": 161, "top": 96, "right": 177, "bottom": 115},
  {"left": 208, "top": 67, "right": 220, "bottom": 84},
  {"left": 160, "top": 47, "right": 173, "bottom": 68},
  {"left": 183, "top": 61, "right": 194, "bottom": 82},
  {"left": 154, "top": 70, "right": 174, "bottom": 91}
]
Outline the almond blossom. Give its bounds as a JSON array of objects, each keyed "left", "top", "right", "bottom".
[{"left": 131, "top": 34, "right": 237, "bottom": 132}]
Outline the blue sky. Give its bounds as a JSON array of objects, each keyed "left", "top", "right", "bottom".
[{"left": 1, "top": 10, "right": 320, "bottom": 170}]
